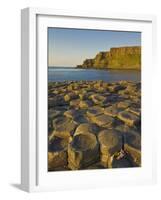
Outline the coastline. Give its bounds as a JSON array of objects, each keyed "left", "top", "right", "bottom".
[
  {"left": 49, "top": 66, "right": 141, "bottom": 71},
  {"left": 76, "top": 66, "right": 141, "bottom": 71},
  {"left": 76, "top": 46, "right": 141, "bottom": 70}
]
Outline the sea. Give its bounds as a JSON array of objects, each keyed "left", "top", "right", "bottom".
[{"left": 48, "top": 67, "right": 141, "bottom": 82}]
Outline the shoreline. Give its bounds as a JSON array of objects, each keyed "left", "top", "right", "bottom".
[
  {"left": 48, "top": 79, "right": 140, "bottom": 84},
  {"left": 76, "top": 67, "right": 141, "bottom": 71},
  {"left": 49, "top": 66, "right": 141, "bottom": 71}
]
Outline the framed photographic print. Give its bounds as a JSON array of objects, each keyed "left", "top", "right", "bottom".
[{"left": 21, "top": 8, "right": 156, "bottom": 192}]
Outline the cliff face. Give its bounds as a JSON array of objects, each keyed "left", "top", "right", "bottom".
[{"left": 77, "top": 46, "right": 141, "bottom": 70}]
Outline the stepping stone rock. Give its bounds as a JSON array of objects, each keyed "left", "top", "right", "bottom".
[
  {"left": 48, "top": 136, "right": 68, "bottom": 171},
  {"left": 115, "top": 124, "right": 132, "bottom": 135},
  {"left": 64, "top": 109, "right": 78, "bottom": 119},
  {"left": 118, "top": 111, "right": 140, "bottom": 126},
  {"left": 90, "top": 94, "right": 107, "bottom": 105},
  {"left": 79, "top": 100, "right": 93, "bottom": 109},
  {"left": 104, "top": 105, "right": 121, "bottom": 117},
  {"left": 48, "top": 109, "right": 61, "bottom": 119},
  {"left": 93, "top": 81, "right": 103, "bottom": 89},
  {"left": 67, "top": 85, "right": 74, "bottom": 91},
  {"left": 52, "top": 116, "right": 70, "bottom": 129},
  {"left": 64, "top": 92, "right": 78, "bottom": 101},
  {"left": 86, "top": 106, "right": 104, "bottom": 118},
  {"left": 48, "top": 110, "right": 62, "bottom": 134},
  {"left": 98, "top": 129, "right": 123, "bottom": 167},
  {"left": 51, "top": 116, "right": 77, "bottom": 139},
  {"left": 124, "top": 131, "right": 141, "bottom": 166},
  {"left": 126, "top": 84, "right": 137, "bottom": 93},
  {"left": 117, "top": 100, "right": 131, "bottom": 109},
  {"left": 70, "top": 99, "right": 81, "bottom": 107},
  {"left": 97, "top": 87, "right": 107, "bottom": 93},
  {"left": 126, "top": 107, "right": 141, "bottom": 116},
  {"left": 79, "top": 91, "right": 88, "bottom": 100},
  {"left": 68, "top": 133, "right": 99, "bottom": 169},
  {"left": 74, "top": 123, "right": 100, "bottom": 136},
  {"left": 73, "top": 113, "right": 88, "bottom": 124},
  {"left": 108, "top": 84, "right": 125, "bottom": 93},
  {"left": 124, "top": 145, "right": 141, "bottom": 167},
  {"left": 91, "top": 114, "right": 114, "bottom": 128},
  {"left": 74, "top": 90, "right": 80, "bottom": 95},
  {"left": 49, "top": 96, "right": 67, "bottom": 108},
  {"left": 118, "top": 89, "right": 127, "bottom": 96}
]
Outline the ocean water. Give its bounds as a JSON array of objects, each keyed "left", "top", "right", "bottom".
[{"left": 48, "top": 67, "right": 141, "bottom": 82}]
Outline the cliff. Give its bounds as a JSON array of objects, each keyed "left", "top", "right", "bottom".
[{"left": 77, "top": 46, "right": 141, "bottom": 70}]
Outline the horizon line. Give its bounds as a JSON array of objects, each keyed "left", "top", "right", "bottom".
[{"left": 48, "top": 65, "right": 76, "bottom": 67}]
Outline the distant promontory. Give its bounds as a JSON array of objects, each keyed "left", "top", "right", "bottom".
[{"left": 77, "top": 46, "right": 141, "bottom": 70}]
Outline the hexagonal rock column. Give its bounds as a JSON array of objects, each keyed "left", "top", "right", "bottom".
[
  {"left": 86, "top": 106, "right": 104, "bottom": 118},
  {"left": 74, "top": 123, "right": 100, "bottom": 136},
  {"left": 64, "top": 92, "right": 78, "bottom": 102},
  {"left": 104, "top": 104, "right": 122, "bottom": 117},
  {"left": 90, "top": 94, "right": 107, "bottom": 105},
  {"left": 124, "top": 130, "right": 141, "bottom": 166},
  {"left": 91, "top": 114, "right": 115, "bottom": 128},
  {"left": 48, "top": 136, "right": 68, "bottom": 171},
  {"left": 98, "top": 129, "right": 123, "bottom": 168},
  {"left": 68, "top": 133, "right": 99, "bottom": 170},
  {"left": 51, "top": 116, "right": 78, "bottom": 139},
  {"left": 117, "top": 110, "right": 140, "bottom": 126}
]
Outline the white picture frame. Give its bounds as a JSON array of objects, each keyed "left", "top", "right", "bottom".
[{"left": 21, "top": 7, "right": 157, "bottom": 192}]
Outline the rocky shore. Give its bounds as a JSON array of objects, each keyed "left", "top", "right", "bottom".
[{"left": 48, "top": 80, "right": 141, "bottom": 171}]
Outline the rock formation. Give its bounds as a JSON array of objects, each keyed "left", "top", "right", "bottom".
[
  {"left": 48, "top": 80, "right": 141, "bottom": 171},
  {"left": 77, "top": 46, "right": 141, "bottom": 70}
]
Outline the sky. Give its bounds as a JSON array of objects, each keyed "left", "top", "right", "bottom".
[{"left": 48, "top": 28, "right": 141, "bottom": 67}]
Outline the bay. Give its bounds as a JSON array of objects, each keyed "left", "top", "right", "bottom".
[{"left": 48, "top": 67, "right": 141, "bottom": 82}]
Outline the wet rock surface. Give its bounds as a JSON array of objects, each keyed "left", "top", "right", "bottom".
[{"left": 48, "top": 80, "right": 141, "bottom": 171}]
